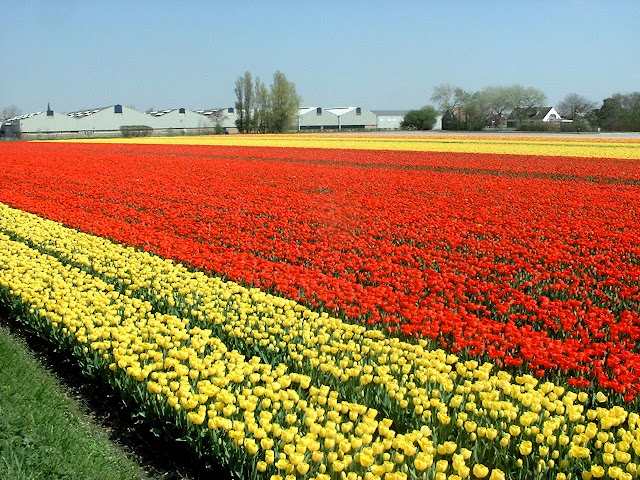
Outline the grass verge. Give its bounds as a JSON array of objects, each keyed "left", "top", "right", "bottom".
[{"left": 0, "top": 321, "right": 149, "bottom": 480}]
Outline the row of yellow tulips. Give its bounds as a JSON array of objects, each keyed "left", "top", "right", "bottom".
[
  {"left": 53, "top": 134, "right": 640, "bottom": 159},
  {"left": 1, "top": 202, "right": 639, "bottom": 479}
]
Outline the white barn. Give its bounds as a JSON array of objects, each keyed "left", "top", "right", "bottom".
[
  {"left": 298, "top": 107, "right": 340, "bottom": 130},
  {"left": 373, "top": 110, "right": 408, "bottom": 130},
  {"left": 298, "top": 106, "right": 377, "bottom": 131},
  {"left": 1, "top": 104, "right": 238, "bottom": 138}
]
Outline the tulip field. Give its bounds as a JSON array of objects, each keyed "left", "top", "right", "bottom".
[{"left": 1, "top": 135, "right": 640, "bottom": 480}]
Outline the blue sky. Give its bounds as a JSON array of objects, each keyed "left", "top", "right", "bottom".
[{"left": 2, "top": 1, "right": 639, "bottom": 114}]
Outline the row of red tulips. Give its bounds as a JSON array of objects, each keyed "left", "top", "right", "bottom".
[{"left": 1, "top": 141, "right": 639, "bottom": 399}]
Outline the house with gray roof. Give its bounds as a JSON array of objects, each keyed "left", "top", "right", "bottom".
[{"left": 507, "top": 106, "right": 562, "bottom": 128}]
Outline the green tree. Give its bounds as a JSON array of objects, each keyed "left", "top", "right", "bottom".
[
  {"left": 268, "top": 70, "right": 301, "bottom": 133},
  {"left": 234, "top": 71, "right": 254, "bottom": 133},
  {"left": 253, "top": 77, "right": 270, "bottom": 133},
  {"left": 478, "top": 85, "right": 523, "bottom": 126},
  {"left": 434, "top": 84, "right": 546, "bottom": 130},
  {"left": 462, "top": 92, "right": 491, "bottom": 131},
  {"left": 510, "top": 84, "right": 547, "bottom": 124},
  {"left": 432, "top": 85, "right": 494, "bottom": 130},
  {"left": 593, "top": 92, "right": 640, "bottom": 131},
  {"left": 431, "top": 83, "right": 459, "bottom": 114},
  {"left": 234, "top": 70, "right": 301, "bottom": 133},
  {"left": 400, "top": 106, "right": 438, "bottom": 130},
  {"left": 431, "top": 84, "right": 468, "bottom": 128},
  {"left": 557, "top": 93, "right": 596, "bottom": 120}
]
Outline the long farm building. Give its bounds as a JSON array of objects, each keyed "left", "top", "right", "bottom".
[{"left": 1, "top": 104, "right": 388, "bottom": 139}]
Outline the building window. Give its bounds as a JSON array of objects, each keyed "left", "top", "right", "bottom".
[
  {"left": 317, "top": 107, "right": 322, "bottom": 115},
  {"left": 356, "top": 107, "right": 361, "bottom": 115},
  {"left": 114, "top": 104, "right": 123, "bottom": 114}
]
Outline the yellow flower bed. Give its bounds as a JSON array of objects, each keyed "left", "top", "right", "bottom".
[
  {"left": 52, "top": 133, "right": 640, "bottom": 159},
  {"left": 1, "top": 202, "right": 639, "bottom": 480}
]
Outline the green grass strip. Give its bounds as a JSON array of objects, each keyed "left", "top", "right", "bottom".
[{"left": 0, "top": 323, "right": 147, "bottom": 480}]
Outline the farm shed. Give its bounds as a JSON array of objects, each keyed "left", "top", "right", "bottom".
[
  {"left": 298, "top": 107, "right": 341, "bottom": 130},
  {"left": 1, "top": 105, "right": 78, "bottom": 138},
  {"left": 373, "top": 110, "right": 408, "bottom": 130},
  {"left": 3, "top": 104, "right": 233, "bottom": 139},
  {"left": 298, "top": 106, "right": 377, "bottom": 131},
  {"left": 194, "top": 107, "right": 239, "bottom": 133}
]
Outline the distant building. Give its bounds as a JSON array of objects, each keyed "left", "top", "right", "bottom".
[
  {"left": 194, "top": 107, "right": 239, "bottom": 133},
  {"left": 373, "top": 110, "right": 408, "bottom": 130},
  {"left": 1, "top": 104, "right": 238, "bottom": 139},
  {"left": 374, "top": 110, "right": 443, "bottom": 130},
  {"left": 507, "top": 106, "right": 562, "bottom": 128},
  {"left": 298, "top": 107, "right": 377, "bottom": 130},
  {"left": 1, "top": 104, "right": 398, "bottom": 138}
]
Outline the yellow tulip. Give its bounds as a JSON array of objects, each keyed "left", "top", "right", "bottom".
[
  {"left": 614, "top": 450, "right": 631, "bottom": 463},
  {"left": 519, "top": 441, "right": 533, "bottom": 456},
  {"left": 489, "top": 469, "right": 505, "bottom": 480},
  {"left": 472, "top": 464, "right": 489, "bottom": 478},
  {"left": 359, "top": 452, "right": 375, "bottom": 468},
  {"left": 413, "top": 452, "right": 432, "bottom": 471},
  {"left": 332, "top": 460, "right": 345, "bottom": 473},
  {"left": 569, "top": 445, "right": 590, "bottom": 459},
  {"left": 436, "top": 460, "right": 449, "bottom": 472},
  {"left": 296, "top": 462, "right": 310, "bottom": 475}
]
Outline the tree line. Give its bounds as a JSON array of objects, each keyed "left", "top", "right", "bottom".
[
  {"left": 1, "top": 71, "right": 303, "bottom": 135},
  {"left": 3, "top": 81, "right": 640, "bottom": 133},
  {"left": 233, "top": 71, "right": 301, "bottom": 133},
  {"left": 401, "top": 84, "right": 640, "bottom": 132},
  {"left": 590, "top": 92, "right": 640, "bottom": 132}
]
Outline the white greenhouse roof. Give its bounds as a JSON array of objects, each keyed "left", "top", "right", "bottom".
[{"left": 326, "top": 107, "right": 358, "bottom": 116}]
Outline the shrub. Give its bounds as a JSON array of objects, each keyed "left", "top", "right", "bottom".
[
  {"left": 517, "top": 121, "right": 561, "bottom": 133},
  {"left": 120, "top": 125, "right": 153, "bottom": 138},
  {"left": 401, "top": 106, "right": 438, "bottom": 130}
]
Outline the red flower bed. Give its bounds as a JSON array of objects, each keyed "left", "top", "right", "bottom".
[{"left": 2, "top": 141, "right": 639, "bottom": 398}]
